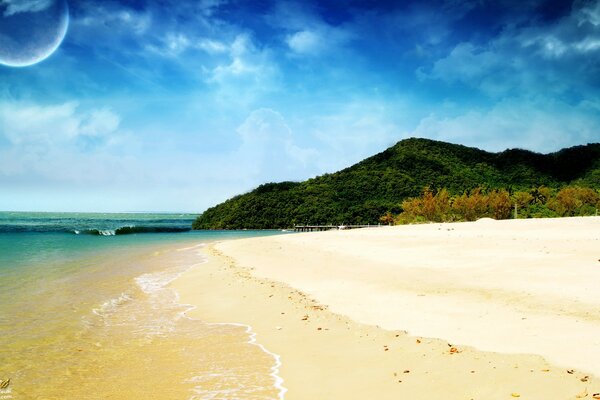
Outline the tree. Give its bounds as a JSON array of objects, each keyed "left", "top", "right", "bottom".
[
  {"left": 489, "top": 190, "right": 512, "bottom": 220},
  {"left": 550, "top": 186, "right": 600, "bottom": 216},
  {"left": 379, "top": 212, "right": 394, "bottom": 225},
  {"left": 530, "top": 186, "right": 551, "bottom": 204},
  {"left": 513, "top": 191, "right": 533, "bottom": 209}
]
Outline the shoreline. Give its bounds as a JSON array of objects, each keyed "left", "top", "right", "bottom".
[
  {"left": 173, "top": 217, "right": 600, "bottom": 399},
  {"left": 173, "top": 246, "right": 287, "bottom": 400}
]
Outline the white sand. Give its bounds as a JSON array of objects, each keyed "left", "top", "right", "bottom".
[{"left": 216, "top": 216, "right": 600, "bottom": 376}]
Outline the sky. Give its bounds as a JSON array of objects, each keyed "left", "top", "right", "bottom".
[{"left": 0, "top": 0, "right": 599, "bottom": 212}]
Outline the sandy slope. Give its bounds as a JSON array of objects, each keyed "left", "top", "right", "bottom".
[{"left": 174, "top": 217, "right": 600, "bottom": 399}]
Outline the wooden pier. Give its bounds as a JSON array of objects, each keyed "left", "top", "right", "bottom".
[{"left": 294, "top": 224, "right": 380, "bottom": 232}]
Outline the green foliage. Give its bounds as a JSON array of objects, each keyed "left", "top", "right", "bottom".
[
  {"left": 193, "top": 139, "right": 600, "bottom": 229},
  {"left": 396, "top": 185, "right": 599, "bottom": 223},
  {"left": 548, "top": 186, "right": 600, "bottom": 216},
  {"left": 398, "top": 187, "right": 512, "bottom": 223}
]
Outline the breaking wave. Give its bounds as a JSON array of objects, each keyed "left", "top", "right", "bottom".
[{"left": 76, "top": 226, "right": 191, "bottom": 235}]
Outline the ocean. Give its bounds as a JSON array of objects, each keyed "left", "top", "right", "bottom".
[{"left": 0, "top": 212, "right": 286, "bottom": 399}]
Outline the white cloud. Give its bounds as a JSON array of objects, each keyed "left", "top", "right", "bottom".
[
  {"left": 72, "top": 0, "right": 230, "bottom": 58},
  {"left": 1, "top": 0, "right": 53, "bottom": 16},
  {"left": 210, "top": 34, "right": 276, "bottom": 80},
  {"left": 204, "top": 34, "right": 280, "bottom": 105},
  {"left": 309, "top": 102, "right": 402, "bottom": 171},
  {"left": 574, "top": 37, "right": 600, "bottom": 52},
  {"left": 0, "top": 101, "right": 130, "bottom": 186},
  {"left": 0, "top": 102, "right": 120, "bottom": 145},
  {"left": 286, "top": 30, "right": 322, "bottom": 55},
  {"left": 145, "top": 34, "right": 228, "bottom": 58},
  {"left": 422, "top": 0, "right": 600, "bottom": 97},
  {"left": 578, "top": 0, "right": 600, "bottom": 26},
  {"left": 80, "top": 108, "right": 121, "bottom": 137},
  {"left": 76, "top": 5, "right": 151, "bottom": 35},
  {"left": 164, "top": 33, "right": 191, "bottom": 55},
  {"left": 269, "top": 2, "right": 353, "bottom": 56},
  {"left": 413, "top": 1, "right": 600, "bottom": 155},
  {"left": 197, "top": 38, "right": 228, "bottom": 54},
  {"left": 235, "top": 108, "right": 318, "bottom": 181},
  {"left": 520, "top": 15, "right": 600, "bottom": 58},
  {"left": 189, "top": 0, "right": 226, "bottom": 17},
  {"left": 411, "top": 98, "right": 600, "bottom": 153},
  {"left": 0, "top": 102, "right": 80, "bottom": 145},
  {"left": 285, "top": 25, "right": 352, "bottom": 56},
  {"left": 425, "top": 42, "right": 496, "bottom": 81}
]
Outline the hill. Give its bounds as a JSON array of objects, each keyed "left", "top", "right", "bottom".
[{"left": 192, "top": 138, "right": 600, "bottom": 229}]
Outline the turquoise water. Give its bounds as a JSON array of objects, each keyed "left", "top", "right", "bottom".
[
  {"left": 0, "top": 212, "right": 287, "bottom": 399},
  {"left": 0, "top": 211, "right": 195, "bottom": 234},
  {"left": 0, "top": 211, "right": 281, "bottom": 270}
]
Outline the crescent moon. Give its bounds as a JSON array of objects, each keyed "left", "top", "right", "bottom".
[{"left": 0, "top": 0, "right": 70, "bottom": 67}]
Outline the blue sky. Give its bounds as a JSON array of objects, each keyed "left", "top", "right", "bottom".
[{"left": 1, "top": 0, "right": 599, "bottom": 212}]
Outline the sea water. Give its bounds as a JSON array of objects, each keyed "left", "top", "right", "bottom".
[{"left": 0, "top": 212, "right": 286, "bottom": 399}]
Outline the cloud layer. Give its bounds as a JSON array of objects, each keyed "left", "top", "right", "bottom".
[
  {"left": 0, "top": 0, "right": 598, "bottom": 211},
  {"left": 1, "top": 0, "right": 54, "bottom": 17}
]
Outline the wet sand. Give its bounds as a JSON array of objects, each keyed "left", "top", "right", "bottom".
[{"left": 173, "top": 217, "right": 600, "bottom": 399}]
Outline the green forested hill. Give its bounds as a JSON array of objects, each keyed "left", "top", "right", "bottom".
[{"left": 193, "top": 138, "right": 600, "bottom": 229}]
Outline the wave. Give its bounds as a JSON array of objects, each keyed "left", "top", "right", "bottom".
[
  {"left": 76, "top": 226, "right": 191, "bottom": 235},
  {"left": 0, "top": 225, "right": 190, "bottom": 235},
  {"left": 92, "top": 291, "right": 134, "bottom": 317}
]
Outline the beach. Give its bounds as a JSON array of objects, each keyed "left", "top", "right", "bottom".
[
  {"left": 174, "top": 216, "right": 600, "bottom": 399},
  {"left": 0, "top": 212, "right": 287, "bottom": 399}
]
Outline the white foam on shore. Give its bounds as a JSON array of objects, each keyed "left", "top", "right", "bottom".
[
  {"left": 135, "top": 246, "right": 208, "bottom": 295},
  {"left": 92, "top": 291, "right": 133, "bottom": 317},
  {"left": 125, "top": 242, "right": 288, "bottom": 399},
  {"left": 171, "top": 245, "right": 288, "bottom": 400},
  {"left": 132, "top": 254, "right": 209, "bottom": 336},
  {"left": 209, "top": 322, "right": 287, "bottom": 400},
  {"left": 136, "top": 270, "right": 183, "bottom": 295},
  {"left": 176, "top": 243, "right": 206, "bottom": 252}
]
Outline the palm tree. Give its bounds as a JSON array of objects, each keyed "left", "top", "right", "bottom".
[{"left": 529, "top": 187, "right": 547, "bottom": 204}]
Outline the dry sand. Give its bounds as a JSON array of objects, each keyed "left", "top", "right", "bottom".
[{"left": 173, "top": 217, "right": 600, "bottom": 399}]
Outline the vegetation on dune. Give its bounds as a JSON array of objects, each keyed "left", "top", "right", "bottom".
[
  {"left": 394, "top": 186, "right": 599, "bottom": 224},
  {"left": 193, "top": 138, "right": 600, "bottom": 230}
]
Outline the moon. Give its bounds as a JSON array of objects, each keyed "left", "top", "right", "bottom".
[{"left": 0, "top": 0, "right": 69, "bottom": 67}]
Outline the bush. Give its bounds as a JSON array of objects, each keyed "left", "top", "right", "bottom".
[
  {"left": 549, "top": 186, "right": 600, "bottom": 216},
  {"left": 389, "top": 185, "right": 598, "bottom": 224}
]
